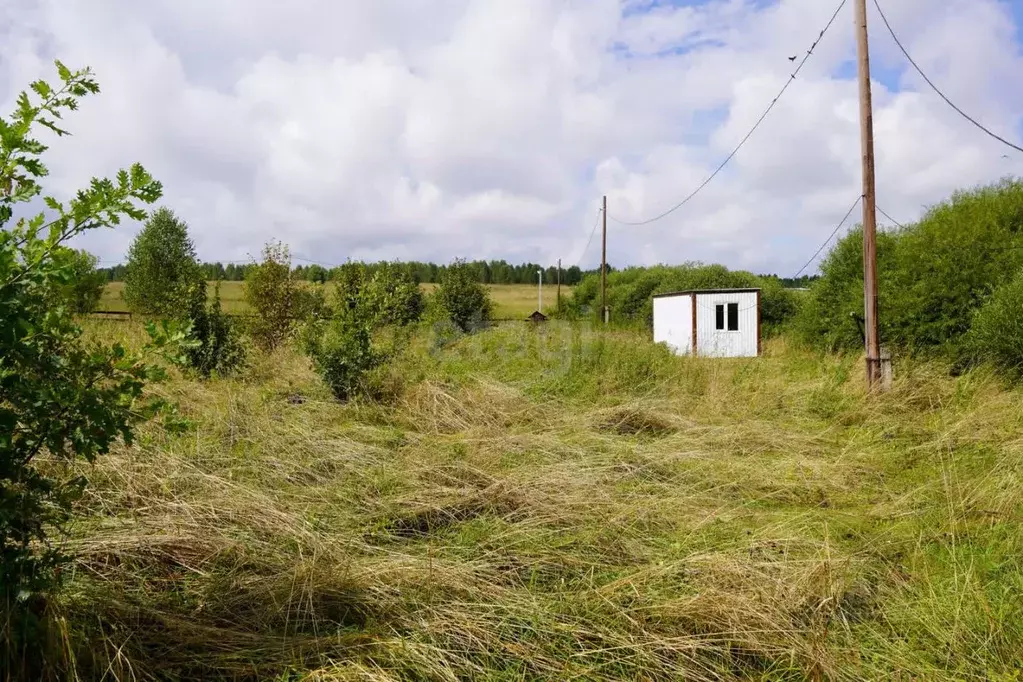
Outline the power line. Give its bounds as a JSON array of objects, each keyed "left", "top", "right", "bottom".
[
  {"left": 872, "top": 0, "right": 1023, "bottom": 155},
  {"left": 291, "top": 254, "right": 339, "bottom": 267},
  {"left": 573, "top": 207, "right": 603, "bottom": 268},
  {"left": 792, "top": 195, "right": 862, "bottom": 278},
  {"left": 607, "top": 0, "right": 849, "bottom": 226},
  {"left": 876, "top": 204, "right": 905, "bottom": 229}
]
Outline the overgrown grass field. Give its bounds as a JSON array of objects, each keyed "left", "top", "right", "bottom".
[
  {"left": 54, "top": 321, "right": 1023, "bottom": 680},
  {"left": 98, "top": 282, "right": 569, "bottom": 319}
]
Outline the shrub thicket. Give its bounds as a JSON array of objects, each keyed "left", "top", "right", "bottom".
[
  {"left": 300, "top": 261, "right": 424, "bottom": 401},
  {"left": 964, "top": 270, "right": 1023, "bottom": 381},
  {"left": 0, "top": 62, "right": 173, "bottom": 670},
  {"left": 123, "top": 207, "right": 203, "bottom": 315},
  {"left": 330, "top": 260, "right": 424, "bottom": 328},
  {"left": 792, "top": 226, "right": 900, "bottom": 351},
  {"left": 796, "top": 179, "right": 1023, "bottom": 361},
  {"left": 435, "top": 259, "right": 494, "bottom": 332},
  {"left": 568, "top": 263, "right": 798, "bottom": 333}
]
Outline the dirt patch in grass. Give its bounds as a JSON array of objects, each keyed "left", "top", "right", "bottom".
[
  {"left": 592, "top": 403, "right": 681, "bottom": 437},
  {"left": 373, "top": 481, "right": 526, "bottom": 540}
]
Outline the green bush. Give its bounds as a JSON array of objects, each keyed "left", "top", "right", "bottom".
[
  {"left": 332, "top": 261, "right": 368, "bottom": 315},
  {"left": 796, "top": 179, "right": 1023, "bottom": 354},
  {"left": 364, "top": 261, "right": 424, "bottom": 327},
  {"left": 302, "top": 261, "right": 420, "bottom": 401},
  {"left": 55, "top": 247, "right": 106, "bottom": 313},
  {"left": 435, "top": 259, "right": 494, "bottom": 332},
  {"left": 305, "top": 315, "right": 380, "bottom": 401},
  {"left": 183, "top": 281, "right": 246, "bottom": 377},
  {"left": 331, "top": 260, "right": 424, "bottom": 329},
  {"left": 792, "top": 226, "right": 900, "bottom": 351},
  {"left": 0, "top": 62, "right": 173, "bottom": 668},
  {"left": 964, "top": 271, "right": 1023, "bottom": 381},
  {"left": 123, "top": 207, "right": 203, "bottom": 315},
  {"left": 244, "top": 241, "right": 300, "bottom": 351},
  {"left": 294, "top": 284, "right": 328, "bottom": 323}
]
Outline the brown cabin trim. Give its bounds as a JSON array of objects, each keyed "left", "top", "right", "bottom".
[
  {"left": 652, "top": 287, "right": 761, "bottom": 299},
  {"left": 690, "top": 292, "right": 697, "bottom": 356},
  {"left": 756, "top": 289, "right": 762, "bottom": 356}
]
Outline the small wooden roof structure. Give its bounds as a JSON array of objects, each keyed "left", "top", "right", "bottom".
[{"left": 526, "top": 310, "right": 548, "bottom": 323}]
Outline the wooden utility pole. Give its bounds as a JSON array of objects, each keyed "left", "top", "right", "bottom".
[
  {"left": 556, "top": 258, "right": 562, "bottom": 312},
  {"left": 601, "top": 195, "right": 608, "bottom": 325},
  {"left": 855, "top": 0, "right": 882, "bottom": 390}
]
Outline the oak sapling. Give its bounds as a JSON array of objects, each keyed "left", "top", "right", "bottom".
[{"left": 0, "top": 61, "right": 183, "bottom": 669}]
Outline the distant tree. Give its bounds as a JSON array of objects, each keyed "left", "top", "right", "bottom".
[
  {"left": 200, "top": 261, "right": 226, "bottom": 281},
  {"left": 435, "top": 258, "right": 494, "bottom": 332},
  {"left": 305, "top": 263, "right": 329, "bottom": 284},
  {"left": 56, "top": 247, "right": 106, "bottom": 313},
  {"left": 565, "top": 265, "right": 582, "bottom": 285},
  {"left": 123, "top": 207, "right": 202, "bottom": 315}
]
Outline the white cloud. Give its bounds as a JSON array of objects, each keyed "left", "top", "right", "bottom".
[{"left": 1, "top": 0, "right": 1021, "bottom": 274}]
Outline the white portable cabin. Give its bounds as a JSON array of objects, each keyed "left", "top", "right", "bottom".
[{"left": 652, "top": 288, "right": 761, "bottom": 358}]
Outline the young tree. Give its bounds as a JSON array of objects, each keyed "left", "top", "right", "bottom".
[
  {"left": 364, "top": 262, "right": 424, "bottom": 328},
  {"left": 332, "top": 260, "right": 368, "bottom": 315},
  {"left": 435, "top": 258, "right": 494, "bottom": 332},
  {"left": 123, "top": 207, "right": 202, "bottom": 315},
  {"left": 55, "top": 247, "right": 106, "bottom": 313},
  {"left": 183, "top": 280, "right": 246, "bottom": 377},
  {"left": 304, "top": 314, "right": 380, "bottom": 402},
  {"left": 1, "top": 62, "right": 177, "bottom": 665},
  {"left": 244, "top": 240, "right": 299, "bottom": 351},
  {"left": 301, "top": 260, "right": 421, "bottom": 402}
]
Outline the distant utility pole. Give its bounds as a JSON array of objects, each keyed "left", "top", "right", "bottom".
[
  {"left": 601, "top": 195, "right": 608, "bottom": 325},
  {"left": 537, "top": 269, "right": 543, "bottom": 312},
  {"left": 556, "top": 258, "right": 562, "bottom": 311},
  {"left": 855, "top": 0, "right": 882, "bottom": 390}
]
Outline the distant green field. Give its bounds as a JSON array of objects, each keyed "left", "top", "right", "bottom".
[{"left": 100, "top": 281, "right": 571, "bottom": 319}]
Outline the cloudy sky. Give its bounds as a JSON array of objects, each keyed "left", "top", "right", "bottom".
[{"left": 2, "top": 0, "right": 1021, "bottom": 274}]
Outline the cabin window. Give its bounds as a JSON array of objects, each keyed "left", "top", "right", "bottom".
[{"left": 715, "top": 302, "right": 740, "bottom": 331}]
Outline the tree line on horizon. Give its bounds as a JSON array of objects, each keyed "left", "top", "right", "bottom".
[
  {"left": 97, "top": 259, "right": 819, "bottom": 289},
  {"left": 98, "top": 259, "right": 600, "bottom": 286}
]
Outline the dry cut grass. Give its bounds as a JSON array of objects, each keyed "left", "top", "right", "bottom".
[{"left": 39, "top": 322, "right": 1023, "bottom": 680}]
